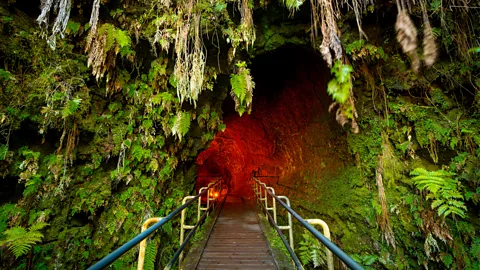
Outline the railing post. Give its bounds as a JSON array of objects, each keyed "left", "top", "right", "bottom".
[
  {"left": 306, "top": 219, "right": 334, "bottom": 270},
  {"left": 278, "top": 196, "right": 294, "bottom": 251},
  {"left": 180, "top": 196, "right": 196, "bottom": 263},
  {"left": 267, "top": 187, "right": 277, "bottom": 224}
]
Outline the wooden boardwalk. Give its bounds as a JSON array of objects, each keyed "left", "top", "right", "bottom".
[{"left": 196, "top": 196, "right": 277, "bottom": 270}]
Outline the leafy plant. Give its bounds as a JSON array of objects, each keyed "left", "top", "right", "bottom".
[
  {"left": 298, "top": 231, "right": 326, "bottom": 268},
  {"left": 327, "top": 61, "right": 353, "bottom": 104},
  {"left": 230, "top": 61, "right": 254, "bottom": 116},
  {"left": 0, "top": 222, "right": 49, "bottom": 258},
  {"left": 0, "top": 68, "right": 14, "bottom": 81},
  {"left": 61, "top": 98, "right": 82, "bottom": 118},
  {"left": 171, "top": 111, "right": 191, "bottom": 141},
  {"left": 345, "top": 40, "right": 387, "bottom": 61},
  {"left": 411, "top": 168, "right": 467, "bottom": 218},
  {"left": 98, "top": 23, "right": 131, "bottom": 53},
  {"left": 143, "top": 240, "right": 157, "bottom": 270}
]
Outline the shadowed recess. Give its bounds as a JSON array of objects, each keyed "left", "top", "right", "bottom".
[{"left": 196, "top": 46, "right": 349, "bottom": 196}]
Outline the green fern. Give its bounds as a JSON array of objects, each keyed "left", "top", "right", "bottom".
[
  {"left": 143, "top": 240, "right": 157, "bottom": 270},
  {"left": 230, "top": 61, "right": 254, "bottom": 116},
  {"left": 171, "top": 111, "right": 191, "bottom": 141},
  {"left": 411, "top": 168, "right": 467, "bottom": 218},
  {"left": 61, "top": 98, "right": 82, "bottom": 118},
  {"left": 0, "top": 222, "right": 48, "bottom": 258},
  {"left": 298, "top": 232, "right": 326, "bottom": 268},
  {"left": 98, "top": 23, "right": 132, "bottom": 52}
]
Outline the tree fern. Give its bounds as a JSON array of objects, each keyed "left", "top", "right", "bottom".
[
  {"left": 0, "top": 222, "right": 48, "bottom": 258},
  {"left": 411, "top": 168, "right": 467, "bottom": 218}
]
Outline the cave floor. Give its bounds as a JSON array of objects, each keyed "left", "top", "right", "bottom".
[{"left": 196, "top": 196, "right": 277, "bottom": 270}]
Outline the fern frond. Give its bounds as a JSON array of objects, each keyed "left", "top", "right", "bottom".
[
  {"left": 411, "top": 168, "right": 466, "bottom": 219},
  {"left": 115, "top": 29, "right": 131, "bottom": 48},
  {"left": 230, "top": 62, "right": 254, "bottom": 116},
  {"left": 144, "top": 241, "right": 157, "bottom": 270},
  {"left": 171, "top": 111, "right": 191, "bottom": 141},
  {"left": 29, "top": 222, "right": 49, "bottom": 232},
  {"left": 430, "top": 200, "right": 444, "bottom": 209},
  {"left": 1, "top": 222, "right": 48, "bottom": 258}
]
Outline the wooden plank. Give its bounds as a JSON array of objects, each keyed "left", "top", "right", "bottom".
[{"left": 196, "top": 196, "right": 277, "bottom": 270}]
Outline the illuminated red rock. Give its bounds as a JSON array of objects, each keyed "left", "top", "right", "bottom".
[{"left": 197, "top": 47, "right": 349, "bottom": 198}]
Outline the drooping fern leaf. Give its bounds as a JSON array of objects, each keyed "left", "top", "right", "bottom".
[
  {"left": 171, "top": 111, "right": 191, "bottom": 141},
  {"left": 411, "top": 168, "right": 467, "bottom": 218},
  {"left": 230, "top": 61, "right": 254, "bottom": 116},
  {"left": 0, "top": 222, "right": 48, "bottom": 258},
  {"left": 298, "top": 244, "right": 312, "bottom": 265},
  {"left": 143, "top": 240, "right": 158, "bottom": 270}
]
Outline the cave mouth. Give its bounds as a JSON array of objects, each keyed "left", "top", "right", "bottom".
[{"left": 197, "top": 46, "right": 347, "bottom": 196}]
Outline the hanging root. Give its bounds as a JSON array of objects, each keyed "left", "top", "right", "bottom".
[
  {"left": 85, "top": 0, "right": 101, "bottom": 52},
  {"left": 37, "top": 0, "right": 72, "bottom": 50},
  {"left": 395, "top": 10, "right": 420, "bottom": 72},
  {"left": 423, "top": 21, "right": 437, "bottom": 66},
  {"left": 239, "top": 0, "right": 256, "bottom": 48},
  {"left": 421, "top": 0, "right": 438, "bottom": 66},
  {"left": 311, "top": 0, "right": 342, "bottom": 67},
  {"left": 377, "top": 145, "right": 396, "bottom": 249}
]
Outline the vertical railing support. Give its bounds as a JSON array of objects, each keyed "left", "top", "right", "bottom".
[
  {"left": 180, "top": 196, "right": 196, "bottom": 263},
  {"left": 137, "top": 218, "right": 164, "bottom": 270},
  {"left": 277, "top": 195, "right": 294, "bottom": 251},
  {"left": 306, "top": 219, "right": 334, "bottom": 270}
]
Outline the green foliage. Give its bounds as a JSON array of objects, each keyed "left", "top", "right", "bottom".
[
  {"left": 411, "top": 168, "right": 467, "bottom": 218},
  {"left": 62, "top": 98, "right": 82, "bottom": 118},
  {"left": 171, "top": 111, "right": 191, "bottom": 141},
  {"left": 0, "top": 68, "right": 14, "bottom": 81},
  {"left": 298, "top": 231, "right": 326, "bottom": 268},
  {"left": 66, "top": 20, "right": 81, "bottom": 35},
  {"left": 97, "top": 23, "right": 132, "bottom": 57},
  {"left": 0, "top": 204, "right": 15, "bottom": 235},
  {"left": 230, "top": 61, "right": 254, "bottom": 116},
  {"left": 468, "top": 47, "right": 480, "bottom": 53},
  {"left": 284, "top": 0, "right": 305, "bottom": 12},
  {"left": 0, "top": 222, "right": 49, "bottom": 258},
  {"left": 143, "top": 241, "right": 157, "bottom": 270},
  {"left": 346, "top": 40, "right": 387, "bottom": 61},
  {"left": 0, "top": 144, "right": 8, "bottom": 160},
  {"left": 327, "top": 61, "right": 353, "bottom": 104}
]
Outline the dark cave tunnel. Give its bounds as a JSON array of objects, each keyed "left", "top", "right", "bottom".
[{"left": 196, "top": 46, "right": 350, "bottom": 196}]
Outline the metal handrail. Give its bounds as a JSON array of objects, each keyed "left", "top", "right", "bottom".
[
  {"left": 180, "top": 179, "right": 223, "bottom": 262},
  {"left": 251, "top": 176, "right": 364, "bottom": 270},
  {"left": 88, "top": 179, "right": 222, "bottom": 270},
  {"left": 263, "top": 195, "right": 303, "bottom": 269},
  {"left": 252, "top": 180, "right": 294, "bottom": 250}
]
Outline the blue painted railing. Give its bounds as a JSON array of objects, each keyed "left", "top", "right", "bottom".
[{"left": 88, "top": 179, "right": 221, "bottom": 270}]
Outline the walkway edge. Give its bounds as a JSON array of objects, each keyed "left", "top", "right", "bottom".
[
  {"left": 254, "top": 204, "right": 294, "bottom": 270},
  {"left": 180, "top": 195, "right": 227, "bottom": 270}
]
